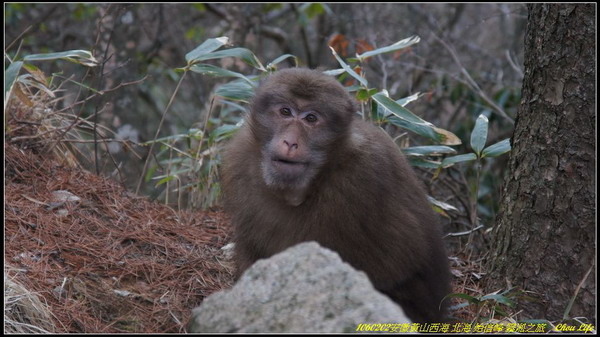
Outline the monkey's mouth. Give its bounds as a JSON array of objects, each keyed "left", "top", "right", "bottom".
[
  {"left": 273, "top": 158, "right": 304, "bottom": 165},
  {"left": 271, "top": 157, "right": 308, "bottom": 176}
]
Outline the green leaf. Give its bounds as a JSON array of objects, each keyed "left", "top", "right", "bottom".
[
  {"left": 328, "top": 46, "right": 368, "bottom": 87},
  {"left": 185, "top": 36, "right": 229, "bottom": 64},
  {"left": 266, "top": 54, "right": 298, "bottom": 69},
  {"left": 433, "top": 126, "right": 462, "bottom": 146},
  {"left": 356, "top": 87, "right": 377, "bottom": 101},
  {"left": 443, "top": 293, "right": 481, "bottom": 304},
  {"left": 322, "top": 68, "right": 346, "bottom": 76},
  {"left": 440, "top": 153, "right": 478, "bottom": 168},
  {"left": 431, "top": 205, "right": 449, "bottom": 218},
  {"left": 374, "top": 91, "right": 461, "bottom": 144},
  {"left": 428, "top": 195, "right": 458, "bottom": 218},
  {"left": 23, "top": 50, "right": 98, "bottom": 67},
  {"left": 299, "top": 3, "right": 328, "bottom": 18},
  {"left": 4, "top": 61, "right": 23, "bottom": 102},
  {"left": 482, "top": 138, "right": 511, "bottom": 158},
  {"left": 192, "top": 47, "right": 265, "bottom": 71},
  {"left": 210, "top": 123, "right": 241, "bottom": 142},
  {"left": 371, "top": 98, "right": 382, "bottom": 121},
  {"left": 262, "top": 4, "right": 283, "bottom": 12},
  {"left": 215, "top": 79, "right": 255, "bottom": 102},
  {"left": 408, "top": 157, "right": 442, "bottom": 169},
  {"left": 155, "top": 175, "right": 176, "bottom": 187},
  {"left": 344, "top": 84, "right": 362, "bottom": 93},
  {"left": 220, "top": 99, "right": 248, "bottom": 114},
  {"left": 396, "top": 92, "right": 422, "bottom": 107},
  {"left": 189, "top": 64, "right": 255, "bottom": 85},
  {"left": 356, "top": 35, "right": 420, "bottom": 61},
  {"left": 402, "top": 145, "right": 457, "bottom": 157},
  {"left": 427, "top": 196, "right": 458, "bottom": 212},
  {"left": 481, "top": 294, "right": 515, "bottom": 307},
  {"left": 373, "top": 91, "right": 430, "bottom": 124},
  {"left": 471, "top": 114, "right": 489, "bottom": 156},
  {"left": 387, "top": 116, "right": 439, "bottom": 141}
]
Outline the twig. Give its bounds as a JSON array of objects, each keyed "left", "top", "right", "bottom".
[
  {"left": 5, "top": 25, "right": 32, "bottom": 53},
  {"left": 505, "top": 49, "right": 524, "bottom": 79},
  {"left": 431, "top": 33, "right": 515, "bottom": 125},
  {"left": 93, "top": 5, "right": 122, "bottom": 175},
  {"left": 136, "top": 70, "right": 189, "bottom": 195},
  {"left": 563, "top": 261, "right": 595, "bottom": 320},
  {"left": 445, "top": 224, "right": 484, "bottom": 237}
]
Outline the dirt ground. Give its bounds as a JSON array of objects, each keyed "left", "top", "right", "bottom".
[{"left": 5, "top": 143, "right": 234, "bottom": 333}]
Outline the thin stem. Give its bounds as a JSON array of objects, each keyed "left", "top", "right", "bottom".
[{"left": 136, "top": 70, "right": 188, "bottom": 194}]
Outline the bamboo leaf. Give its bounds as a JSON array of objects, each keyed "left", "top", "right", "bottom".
[
  {"left": 373, "top": 91, "right": 430, "bottom": 124},
  {"left": 4, "top": 61, "right": 23, "bottom": 102},
  {"left": 482, "top": 138, "right": 511, "bottom": 158},
  {"left": 192, "top": 47, "right": 265, "bottom": 71},
  {"left": 402, "top": 145, "right": 457, "bottom": 157},
  {"left": 328, "top": 46, "right": 368, "bottom": 87},
  {"left": 210, "top": 123, "right": 241, "bottom": 142},
  {"left": 356, "top": 35, "right": 420, "bottom": 61},
  {"left": 471, "top": 114, "right": 489, "bottom": 156},
  {"left": 322, "top": 68, "right": 346, "bottom": 76},
  {"left": 408, "top": 157, "right": 443, "bottom": 169},
  {"left": 374, "top": 91, "right": 461, "bottom": 144},
  {"left": 444, "top": 293, "right": 481, "bottom": 304},
  {"left": 387, "top": 115, "right": 440, "bottom": 141},
  {"left": 433, "top": 126, "right": 462, "bottom": 146},
  {"left": 441, "top": 153, "right": 478, "bottom": 168},
  {"left": 23, "top": 50, "right": 98, "bottom": 67},
  {"left": 396, "top": 92, "right": 422, "bottom": 107},
  {"left": 185, "top": 36, "right": 229, "bottom": 64},
  {"left": 266, "top": 54, "right": 298, "bottom": 69},
  {"left": 155, "top": 175, "right": 176, "bottom": 187},
  {"left": 215, "top": 79, "right": 255, "bottom": 102},
  {"left": 481, "top": 294, "right": 515, "bottom": 307},
  {"left": 427, "top": 196, "right": 459, "bottom": 212},
  {"left": 356, "top": 87, "right": 377, "bottom": 101},
  {"left": 189, "top": 64, "right": 255, "bottom": 85}
]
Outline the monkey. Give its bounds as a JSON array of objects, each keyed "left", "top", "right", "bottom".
[{"left": 220, "top": 68, "right": 451, "bottom": 323}]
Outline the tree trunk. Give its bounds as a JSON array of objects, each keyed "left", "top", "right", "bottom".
[{"left": 487, "top": 4, "right": 595, "bottom": 322}]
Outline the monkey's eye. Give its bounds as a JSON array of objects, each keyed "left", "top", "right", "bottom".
[
  {"left": 305, "top": 114, "right": 318, "bottom": 123},
  {"left": 280, "top": 107, "right": 292, "bottom": 117}
]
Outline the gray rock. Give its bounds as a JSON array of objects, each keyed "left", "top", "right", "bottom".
[{"left": 188, "top": 241, "right": 411, "bottom": 333}]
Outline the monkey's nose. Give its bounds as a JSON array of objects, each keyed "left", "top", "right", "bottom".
[{"left": 283, "top": 140, "right": 299, "bottom": 151}]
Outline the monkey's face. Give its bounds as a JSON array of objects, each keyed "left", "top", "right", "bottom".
[
  {"left": 248, "top": 69, "right": 356, "bottom": 201},
  {"left": 258, "top": 102, "right": 328, "bottom": 191}
]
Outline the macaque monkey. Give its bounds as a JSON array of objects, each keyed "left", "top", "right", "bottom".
[{"left": 221, "top": 68, "right": 451, "bottom": 323}]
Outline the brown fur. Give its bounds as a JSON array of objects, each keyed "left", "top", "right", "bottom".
[{"left": 221, "top": 68, "right": 451, "bottom": 323}]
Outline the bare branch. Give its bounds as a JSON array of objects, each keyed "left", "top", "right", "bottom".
[{"left": 432, "top": 33, "right": 515, "bottom": 125}]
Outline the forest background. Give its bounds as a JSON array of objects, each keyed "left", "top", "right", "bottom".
[
  {"left": 5, "top": 3, "right": 524, "bottom": 217},
  {"left": 7, "top": 3, "right": 594, "bottom": 333}
]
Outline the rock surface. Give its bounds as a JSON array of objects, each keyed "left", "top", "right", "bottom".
[{"left": 188, "top": 241, "right": 410, "bottom": 333}]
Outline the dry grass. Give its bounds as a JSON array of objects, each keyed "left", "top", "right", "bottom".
[
  {"left": 4, "top": 142, "right": 234, "bottom": 332},
  {"left": 4, "top": 265, "right": 57, "bottom": 333},
  {"left": 5, "top": 74, "right": 234, "bottom": 333},
  {"left": 5, "top": 140, "right": 231, "bottom": 332}
]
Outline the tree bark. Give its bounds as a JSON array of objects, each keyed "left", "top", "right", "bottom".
[{"left": 487, "top": 4, "right": 595, "bottom": 322}]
